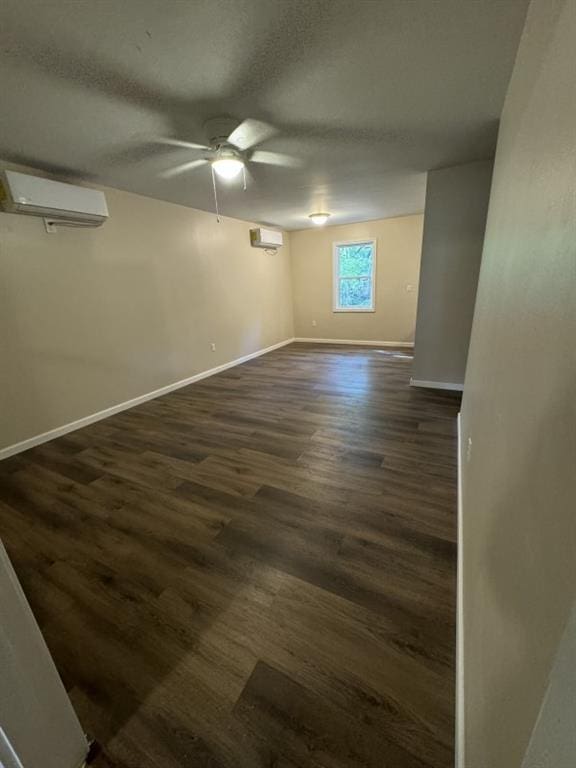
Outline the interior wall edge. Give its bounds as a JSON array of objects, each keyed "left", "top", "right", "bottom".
[
  {"left": 0, "top": 337, "right": 295, "bottom": 461},
  {"left": 456, "top": 411, "right": 465, "bottom": 768},
  {"left": 412, "top": 159, "right": 493, "bottom": 387}
]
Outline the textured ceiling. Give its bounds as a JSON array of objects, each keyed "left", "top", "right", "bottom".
[{"left": 0, "top": 0, "right": 528, "bottom": 229}]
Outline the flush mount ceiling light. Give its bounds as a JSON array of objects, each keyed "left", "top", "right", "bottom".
[{"left": 309, "top": 212, "right": 331, "bottom": 226}]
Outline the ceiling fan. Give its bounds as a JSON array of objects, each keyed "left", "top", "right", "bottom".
[
  {"left": 154, "top": 116, "right": 298, "bottom": 179},
  {"left": 141, "top": 116, "right": 299, "bottom": 220}
]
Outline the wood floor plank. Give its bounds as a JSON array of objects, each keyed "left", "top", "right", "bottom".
[
  {"left": 234, "top": 661, "right": 433, "bottom": 768},
  {"left": 0, "top": 343, "right": 460, "bottom": 767}
]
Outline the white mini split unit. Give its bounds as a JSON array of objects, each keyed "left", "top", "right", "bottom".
[
  {"left": 249, "top": 227, "right": 283, "bottom": 250},
  {"left": 0, "top": 170, "right": 108, "bottom": 232}
]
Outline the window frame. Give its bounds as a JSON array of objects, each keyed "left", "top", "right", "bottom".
[{"left": 332, "top": 238, "right": 377, "bottom": 313}]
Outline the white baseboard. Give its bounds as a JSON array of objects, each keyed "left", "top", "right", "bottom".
[
  {"left": 456, "top": 412, "right": 465, "bottom": 768},
  {"left": 294, "top": 337, "right": 414, "bottom": 348},
  {"left": 410, "top": 378, "right": 464, "bottom": 392},
  {"left": 0, "top": 337, "right": 295, "bottom": 461}
]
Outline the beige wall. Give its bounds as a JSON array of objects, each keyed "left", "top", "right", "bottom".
[
  {"left": 413, "top": 160, "right": 492, "bottom": 386},
  {"left": 520, "top": 598, "right": 576, "bottom": 768},
  {"left": 460, "top": 0, "right": 576, "bottom": 766},
  {"left": 0, "top": 166, "right": 294, "bottom": 452},
  {"left": 289, "top": 215, "right": 423, "bottom": 343}
]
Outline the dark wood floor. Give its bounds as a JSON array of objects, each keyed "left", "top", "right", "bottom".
[{"left": 0, "top": 343, "right": 461, "bottom": 768}]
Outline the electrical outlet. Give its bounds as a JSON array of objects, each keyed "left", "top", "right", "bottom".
[
  {"left": 210, "top": 343, "right": 216, "bottom": 352},
  {"left": 312, "top": 319, "right": 317, "bottom": 327},
  {"left": 406, "top": 284, "right": 414, "bottom": 292}
]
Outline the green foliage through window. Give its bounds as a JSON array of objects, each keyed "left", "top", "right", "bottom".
[{"left": 335, "top": 242, "right": 375, "bottom": 310}]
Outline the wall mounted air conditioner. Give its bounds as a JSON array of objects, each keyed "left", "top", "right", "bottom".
[
  {"left": 249, "top": 227, "right": 283, "bottom": 249},
  {"left": 0, "top": 170, "right": 108, "bottom": 231}
]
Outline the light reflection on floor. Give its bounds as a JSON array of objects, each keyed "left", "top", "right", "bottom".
[
  {"left": 316, "top": 348, "right": 413, "bottom": 398},
  {"left": 375, "top": 350, "right": 414, "bottom": 360}
]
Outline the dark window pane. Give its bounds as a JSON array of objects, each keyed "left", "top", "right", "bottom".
[
  {"left": 338, "top": 243, "right": 373, "bottom": 277},
  {"left": 339, "top": 277, "right": 372, "bottom": 308}
]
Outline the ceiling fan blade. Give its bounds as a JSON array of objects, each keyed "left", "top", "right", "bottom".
[
  {"left": 227, "top": 119, "right": 277, "bottom": 151},
  {"left": 159, "top": 158, "right": 208, "bottom": 179},
  {"left": 155, "top": 137, "right": 211, "bottom": 151},
  {"left": 249, "top": 150, "right": 301, "bottom": 168}
]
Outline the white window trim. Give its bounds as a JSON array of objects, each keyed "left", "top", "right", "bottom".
[{"left": 332, "top": 238, "right": 377, "bottom": 313}]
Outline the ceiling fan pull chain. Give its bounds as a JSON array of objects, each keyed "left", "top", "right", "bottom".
[
  {"left": 211, "top": 165, "right": 221, "bottom": 223},
  {"left": 242, "top": 165, "right": 247, "bottom": 191}
]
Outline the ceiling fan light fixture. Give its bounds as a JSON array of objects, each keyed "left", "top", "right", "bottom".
[
  {"left": 309, "top": 212, "right": 331, "bottom": 226},
  {"left": 212, "top": 151, "right": 245, "bottom": 180}
]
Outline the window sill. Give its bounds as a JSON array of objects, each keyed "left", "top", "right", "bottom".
[{"left": 332, "top": 307, "right": 376, "bottom": 313}]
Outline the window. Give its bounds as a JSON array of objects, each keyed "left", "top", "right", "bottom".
[{"left": 333, "top": 239, "right": 376, "bottom": 312}]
